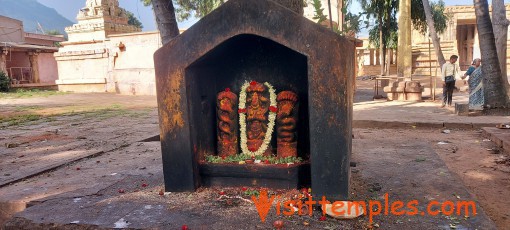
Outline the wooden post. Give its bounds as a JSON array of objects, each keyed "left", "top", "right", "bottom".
[
  {"left": 0, "top": 50, "right": 7, "bottom": 74},
  {"left": 28, "top": 51, "right": 40, "bottom": 83}
]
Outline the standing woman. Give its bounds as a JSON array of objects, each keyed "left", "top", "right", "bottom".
[
  {"left": 463, "top": 58, "right": 480, "bottom": 79},
  {"left": 463, "top": 58, "right": 484, "bottom": 110}
]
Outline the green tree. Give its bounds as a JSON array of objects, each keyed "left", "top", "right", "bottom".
[
  {"left": 45, "top": 30, "right": 62, "bottom": 35},
  {"left": 340, "top": 0, "right": 364, "bottom": 36},
  {"left": 142, "top": 0, "right": 223, "bottom": 22},
  {"left": 474, "top": 0, "right": 508, "bottom": 108},
  {"left": 491, "top": 0, "right": 510, "bottom": 93},
  {"left": 410, "top": 0, "right": 449, "bottom": 35},
  {"left": 360, "top": 0, "right": 449, "bottom": 75},
  {"left": 126, "top": 11, "right": 144, "bottom": 29},
  {"left": 174, "top": 0, "right": 224, "bottom": 21},
  {"left": 312, "top": 0, "right": 328, "bottom": 24},
  {"left": 412, "top": 0, "right": 450, "bottom": 66},
  {"left": 0, "top": 71, "right": 10, "bottom": 92},
  {"left": 361, "top": 0, "right": 399, "bottom": 75},
  {"left": 141, "top": 0, "right": 152, "bottom": 6},
  {"left": 143, "top": 0, "right": 180, "bottom": 45},
  {"left": 142, "top": 0, "right": 305, "bottom": 45}
]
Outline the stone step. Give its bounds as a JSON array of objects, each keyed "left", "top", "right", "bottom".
[{"left": 482, "top": 127, "right": 510, "bottom": 155}]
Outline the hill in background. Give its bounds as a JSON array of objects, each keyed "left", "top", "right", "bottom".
[{"left": 0, "top": 0, "right": 73, "bottom": 35}]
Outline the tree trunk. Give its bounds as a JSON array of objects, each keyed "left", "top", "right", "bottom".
[
  {"left": 474, "top": 0, "right": 508, "bottom": 107},
  {"left": 492, "top": 0, "right": 510, "bottom": 93},
  {"left": 152, "top": 0, "right": 180, "bottom": 45},
  {"left": 383, "top": 3, "right": 392, "bottom": 76},
  {"left": 422, "top": 0, "right": 446, "bottom": 67},
  {"left": 337, "top": 0, "right": 343, "bottom": 31},
  {"left": 378, "top": 16, "right": 385, "bottom": 75},
  {"left": 385, "top": 49, "right": 391, "bottom": 75},
  {"left": 382, "top": 46, "right": 387, "bottom": 75}
]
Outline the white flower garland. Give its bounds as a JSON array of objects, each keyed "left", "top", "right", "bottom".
[{"left": 238, "top": 81, "right": 277, "bottom": 156}]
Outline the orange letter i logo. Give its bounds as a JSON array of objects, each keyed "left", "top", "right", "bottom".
[{"left": 252, "top": 189, "right": 274, "bottom": 223}]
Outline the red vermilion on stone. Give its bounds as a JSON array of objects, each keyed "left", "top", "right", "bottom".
[
  {"left": 250, "top": 81, "right": 257, "bottom": 86},
  {"left": 269, "top": 106, "right": 278, "bottom": 112},
  {"left": 238, "top": 108, "right": 246, "bottom": 113},
  {"left": 225, "top": 88, "right": 230, "bottom": 92}
]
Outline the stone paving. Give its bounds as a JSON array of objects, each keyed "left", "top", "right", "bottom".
[{"left": 0, "top": 92, "right": 508, "bottom": 229}]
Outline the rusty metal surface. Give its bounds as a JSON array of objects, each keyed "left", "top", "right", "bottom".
[{"left": 154, "top": 0, "right": 355, "bottom": 200}]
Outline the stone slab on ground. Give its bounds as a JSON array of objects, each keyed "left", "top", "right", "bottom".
[
  {"left": 0, "top": 111, "right": 159, "bottom": 188},
  {"left": 353, "top": 82, "right": 510, "bottom": 129},
  {"left": 2, "top": 138, "right": 497, "bottom": 229},
  {"left": 0, "top": 92, "right": 506, "bottom": 229},
  {"left": 352, "top": 139, "right": 496, "bottom": 230},
  {"left": 482, "top": 127, "right": 510, "bottom": 155},
  {"left": 353, "top": 120, "right": 501, "bottom": 129},
  {"left": 353, "top": 100, "right": 510, "bottom": 129}
]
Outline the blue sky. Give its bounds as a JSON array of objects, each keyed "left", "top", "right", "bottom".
[
  {"left": 37, "top": 0, "right": 510, "bottom": 33},
  {"left": 36, "top": 0, "right": 197, "bottom": 31}
]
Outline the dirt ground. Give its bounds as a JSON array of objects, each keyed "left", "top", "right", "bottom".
[
  {"left": 352, "top": 78, "right": 510, "bottom": 229},
  {"left": 0, "top": 89, "right": 509, "bottom": 229},
  {"left": 353, "top": 128, "right": 510, "bottom": 229}
]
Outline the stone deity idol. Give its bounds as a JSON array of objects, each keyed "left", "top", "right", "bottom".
[
  {"left": 216, "top": 89, "right": 239, "bottom": 157},
  {"left": 246, "top": 82, "right": 272, "bottom": 155},
  {"left": 276, "top": 91, "right": 298, "bottom": 157}
]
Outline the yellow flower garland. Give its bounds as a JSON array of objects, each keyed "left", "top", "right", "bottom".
[{"left": 238, "top": 81, "right": 277, "bottom": 156}]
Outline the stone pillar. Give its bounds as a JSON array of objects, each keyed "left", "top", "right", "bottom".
[
  {"left": 375, "top": 49, "right": 380, "bottom": 65},
  {"left": 397, "top": 0, "right": 412, "bottom": 81},
  {"left": 473, "top": 27, "right": 481, "bottom": 60},
  {"left": 0, "top": 50, "right": 7, "bottom": 74},
  {"left": 28, "top": 51, "right": 40, "bottom": 83},
  {"left": 467, "top": 26, "right": 474, "bottom": 64},
  {"left": 459, "top": 26, "right": 466, "bottom": 66}
]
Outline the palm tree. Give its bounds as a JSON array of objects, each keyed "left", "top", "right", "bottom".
[
  {"left": 421, "top": 0, "right": 445, "bottom": 66},
  {"left": 150, "top": 0, "right": 180, "bottom": 45},
  {"left": 491, "top": 0, "right": 510, "bottom": 93},
  {"left": 361, "top": 0, "right": 398, "bottom": 76},
  {"left": 474, "top": 0, "right": 508, "bottom": 108},
  {"left": 144, "top": 0, "right": 304, "bottom": 45}
]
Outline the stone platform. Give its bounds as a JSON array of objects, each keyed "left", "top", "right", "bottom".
[
  {"left": 383, "top": 80, "right": 424, "bottom": 101},
  {"left": 482, "top": 127, "right": 510, "bottom": 155},
  {"left": 1, "top": 139, "right": 497, "bottom": 229}
]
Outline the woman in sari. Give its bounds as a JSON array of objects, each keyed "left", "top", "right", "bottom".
[{"left": 462, "top": 58, "right": 484, "bottom": 110}]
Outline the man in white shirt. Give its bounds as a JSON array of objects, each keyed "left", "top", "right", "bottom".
[{"left": 441, "top": 55, "right": 461, "bottom": 107}]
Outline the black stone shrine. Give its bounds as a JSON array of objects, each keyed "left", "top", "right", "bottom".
[{"left": 154, "top": 0, "right": 356, "bottom": 201}]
